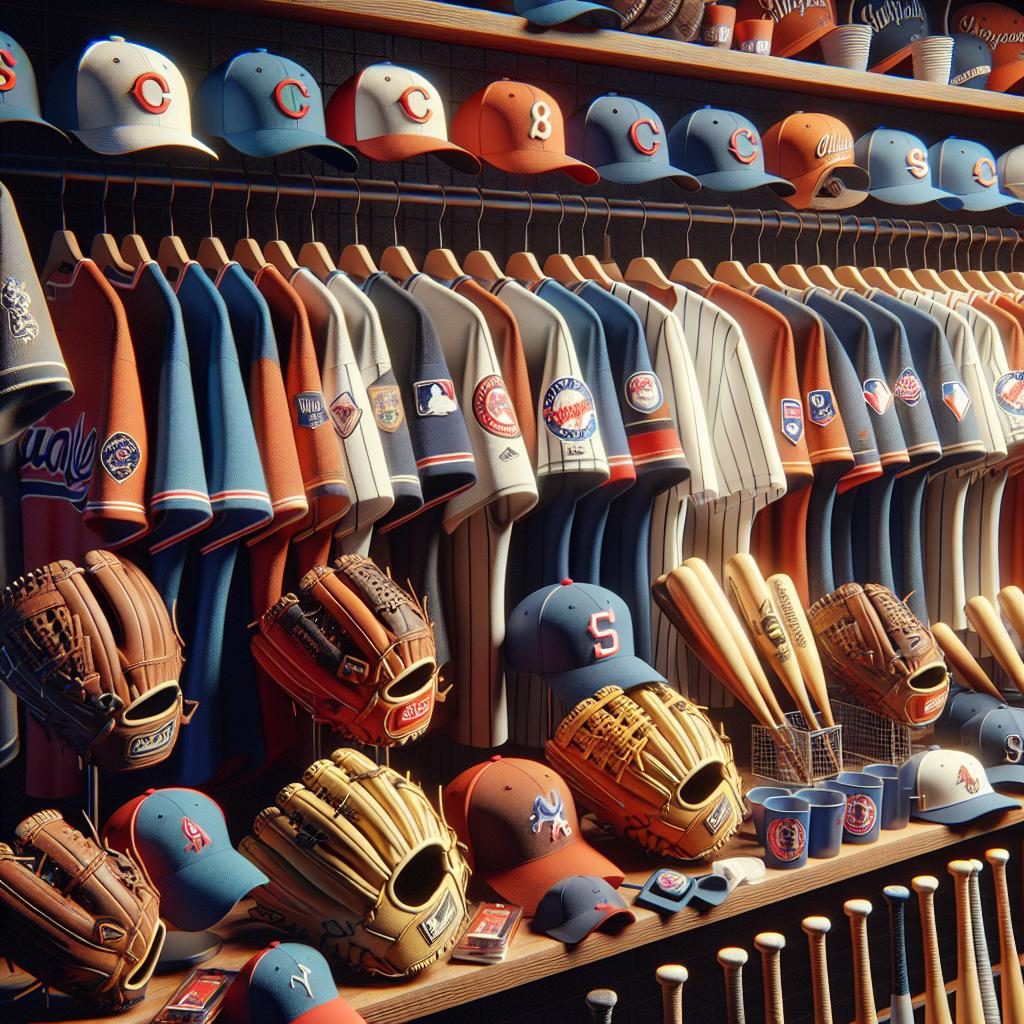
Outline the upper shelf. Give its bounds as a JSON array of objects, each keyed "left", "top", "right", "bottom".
[{"left": 183, "top": 0, "right": 1024, "bottom": 122}]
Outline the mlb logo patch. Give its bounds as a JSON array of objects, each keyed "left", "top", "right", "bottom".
[
  {"left": 862, "top": 378, "right": 893, "bottom": 415},
  {"left": 330, "top": 391, "right": 362, "bottom": 438},
  {"left": 894, "top": 367, "right": 923, "bottom": 406},
  {"left": 295, "top": 391, "right": 329, "bottom": 428},
  {"left": 781, "top": 398, "right": 803, "bottom": 445},
  {"left": 415, "top": 379, "right": 457, "bottom": 417},
  {"left": 100, "top": 431, "right": 142, "bottom": 482},
  {"left": 942, "top": 380, "right": 972, "bottom": 422},
  {"left": 994, "top": 370, "right": 1024, "bottom": 417},
  {"left": 807, "top": 389, "right": 836, "bottom": 426},
  {"left": 624, "top": 371, "right": 664, "bottom": 413}
]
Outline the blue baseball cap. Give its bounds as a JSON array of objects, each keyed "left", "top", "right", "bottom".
[
  {"left": 848, "top": 129, "right": 960, "bottom": 207},
  {"left": 104, "top": 787, "right": 268, "bottom": 932},
  {"left": 531, "top": 875, "right": 634, "bottom": 944},
  {"left": 514, "top": 0, "right": 624, "bottom": 27},
  {"left": 567, "top": 95, "right": 699, "bottom": 191},
  {"left": 948, "top": 33, "right": 992, "bottom": 88},
  {"left": 960, "top": 706, "right": 1024, "bottom": 790},
  {"left": 0, "top": 32, "right": 64, "bottom": 136},
  {"left": 221, "top": 943, "right": 365, "bottom": 1024},
  {"left": 667, "top": 107, "right": 795, "bottom": 196},
  {"left": 899, "top": 747, "right": 1019, "bottom": 825},
  {"left": 194, "top": 49, "right": 357, "bottom": 170},
  {"left": 849, "top": 0, "right": 928, "bottom": 72},
  {"left": 505, "top": 579, "right": 665, "bottom": 707},
  {"left": 936, "top": 686, "right": 1004, "bottom": 744},
  {"left": 930, "top": 138, "right": 1024, "bottom": 213}
]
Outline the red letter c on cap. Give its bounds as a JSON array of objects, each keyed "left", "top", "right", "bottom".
[
  {"left": 729, "top": 127, "right": 758, "bottom": 164},
  {"left": 274, "top": 78, "right": 310, "bottom": 119},
  {"left": 973, "top": 157, "right": 997, "bottom": 188},
  {"left": 0, "top": 50, "right": 17, "bottom": 93},
  {"left": 130, "top": 72, "right": 171, "bottom": 115},
  {"left": 399, "top": 85, "right": 433, "bottom": 124},
  {"left": 629, "top": 118, "right": 660, "bottom": 156},
  {"left": 588, "top": 610, "right": 620, "bottom": 660}
]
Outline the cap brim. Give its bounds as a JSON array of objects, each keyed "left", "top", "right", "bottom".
[
  {"left": 349, "top": 133, "right": 481, "bottom": 174},
  {"left": 938, "top": 192, "right": 1024, "bottom": 214},
  {"left": 482, "top": 148, "right": 600, "bottom": 184},
  {"left": 983, "top": 766, "right": 1024, "bottom": 791},
  {"left": 519, "top": 1, "right": 625, "bottom": 26},
  {"left": 211, "top": 128, "right": 358, "bottom": 171},
  {"left": 595, "top": 159, "right": 701, "bottom": 192},
  {"left": 864, "top": 183, "right": 964, "bottom": 207},
  {"left": 987, "top": 63, "right": 1024, "bottom": 94},
  {"left": 776, "top": 21, "right": 835, "bottom": 58},
  {"left": 292, "top": 998, "right": 368, "bottom": 1024},
  {"left": 71, "top": 124, "right": 218, "bottom": 159},
  {"left": 546, "top": 655, "right": 666, "bottom": 708},
  {"left": 543, "top": 906, "right": 636, "bottom": 944},
  {"left": 913, "top": 790, "right": 1020, "bottom": 825},
  {"left": 157, "top": 848, "right": 269, "bottom": 931},
  {"left": 870, "top": 44, "right": 914, "bottom": 74},
  {"left": 696, "top": 169, "right": 797, "bottom": 196},
  {"left": 0, "top": 108, "right": 68, "bottom": 139}
]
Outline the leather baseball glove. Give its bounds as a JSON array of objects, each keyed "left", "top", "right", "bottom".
[
  {"left": 251, "top": 555, "right": 439, "bottom": 747},
  {"left": 239, "top": 748, "right": 470, "bottom": 979},
  {"left": 545, "top": 683, "right": 744, "bottom": 861},
  {"left": 0, "top": 550, "right": 189, "bottom": 769},
  {"left": 808, "top": 582, "right": 950, "bottom": 727},
  {"left": 0, "top": 809, "right": 165, "bottom": 1011}
]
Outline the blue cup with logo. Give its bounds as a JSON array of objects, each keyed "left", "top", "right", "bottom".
[
  {"left": 795, "top": 787, "right": 846, "bottom": 859},
  {"left": 747, "top": 786, "right": 791, "bottom": 846},
  {"left": 833, "top": 771, "right": 884, "bottom": 845},
  {"left": 864, "top": 763, "right": 910, "bottom": 830},
  {"left": 761, "top": 796, "right": 810, "bottom": 870}
]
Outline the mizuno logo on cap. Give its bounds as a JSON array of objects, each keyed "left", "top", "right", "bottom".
[
  {"left": 729, "top": 127, "right": 758, "bottom": 164},
  {"left": 130, "top": 72, "right": 171, "bottom": 114},
  {"left": 274, "top": 78, "right": 310, "bottom": 119}
]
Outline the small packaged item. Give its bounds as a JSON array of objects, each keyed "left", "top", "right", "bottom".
[
  {"left": 452, "top": 902, "right": 523, "bottom": 964},
  {"left": 150, "top": 967, "right": 236, "bottom": 1022}
]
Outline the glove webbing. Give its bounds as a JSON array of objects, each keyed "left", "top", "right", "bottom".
[{"left": 558, "top": 689, "right": 649, "bottom": 782}]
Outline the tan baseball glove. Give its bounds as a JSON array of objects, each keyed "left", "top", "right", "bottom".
[{"left": 545, "top": 683, "right": 744, "bottom": 861}]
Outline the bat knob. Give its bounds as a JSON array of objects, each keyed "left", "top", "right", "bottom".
[
  {"left": 969, "top": 858, "right": 983, "bottom": 874},
  {"left": 754, "top": 931, "right": 786, "bottom": 952},
  {"left": 717, "top": 947, "right": 749, "bottom": 967},
  {"left": 801, "top": 915, "right": 831, "bottom": 935},
  {"left": 844, "top": 899, "right": 873, "bottom": 919},
  {"left": 586, "top": 990, "right": 618, "bottom": 1009},
  {"left": 985, "top": 848, "right": 1010, "bottom": 867},
  {"left": 656, "top": 965, "right": 688, "bottom": 987},
  {"left": 882, "top": 885, "right": 911, "bottom": 905},
  {"left": 912, "top": 874, "right": 940, "bottom": 894},
  {"left": 948, "top": 859, "right": 974, "bottom": 879}
]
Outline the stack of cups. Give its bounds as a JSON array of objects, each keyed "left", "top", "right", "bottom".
[
  {"left": 761, "top": 796, "right": 811, "bottom": 870},
  {"left": 833, "top": 770, "right": 885, "bottom": 845},
  {"left": 734, "top": 18, "right": 773, "bottom": 55},
  {"left": 702, "top": 4, "right": 736, "bottom": 48},
  {"left": 912, "top": 35, "right": 955, "bottom": 83},
  {"left": 820, "top": 25, "right": 872, "bottom": 71},
  {"left": 795, "top": 787, "right": 847, "bottom": 859}
]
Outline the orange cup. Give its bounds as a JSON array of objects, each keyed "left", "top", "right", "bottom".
[
  {"left": 702, "top": 4, "right": 737, "bottom": 48},
  {"left": 734, "top": 18, "right": 774, "bottom": 56}
]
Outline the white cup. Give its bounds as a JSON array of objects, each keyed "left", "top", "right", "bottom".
[
  {"left": 820, "top": 24, "right": 872, "bottom": 72},
  {"left": 912, "top": 35, "right": 955, "bottom": 83}
]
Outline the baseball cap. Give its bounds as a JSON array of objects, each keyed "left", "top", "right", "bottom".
[
  {"left": 960, "top": 706, "right": 1024, "bottom": 790},
  {"left": 567, "top": 94, "right": 699, "bottom": 190},
  {"left": 0, "top": 32, "right": 64, "bottom": 135},
  {"left": 849, "top": 0, "right": 928, "bottom": 72},
  {"left": 531, "top": 875, "right": 635, "bottom": 944},
  {"left": 514, "top": 0, "right": 625, "bottom": 27},
  {"left": 451, "top": 80, "right": 598, "bottom": 183},
  {"left": 930, "top": 138, "right": 1024, "bottom": 213},
  {"left": 952, "top": 4, "right": 1024, "bottom": 93},
  {"left": 899, "top": 747, "right": 1019, "bottom": 825},
  {"left": 221, "top": 942, "right": 365, "bottom": 1024},
  {"left": 194, "top": 50, "right": 356, "bottom": 170},
  {"left": 948, "top": 32, "right": 993, "bottom": 87},
  {"left": 325, "top": 63, "right": 479, "bottom": 173},
  {"left": 999, "top": 144, "right": 1024, "bottom": 199},
  {"left": 441, "top": 756, "right": 623, "bottom": 916},
  {"left": 45, "top": 36, "right": 216, "bottom": 157},
  {"left": 736, "top": 0, "right": 837, "bottom": 57},
  {"left": 936, "top": 686, "right": 1004, "bottom": 743},
  {"left": 847, "top": 128, "right": 959, "bottom": 207},
  {"left": 104, "top": 787, "right": 269, "bottom": 932},
  {"left": 667, "top": 107, "right": 795, "bottom": 196},
  {"left": 505, "top": 579, "right": 665, "bottom": 707},
  {"left": 762, "top": 112, "right": 869, "bottom": 210}
]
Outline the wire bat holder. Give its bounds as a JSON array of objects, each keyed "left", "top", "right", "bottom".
[
  {"left": 751, "top": 712, "right": 843, "bottom": 786},
  {"left": 831, "top": 699, "right": 912, "bottom": 767}
]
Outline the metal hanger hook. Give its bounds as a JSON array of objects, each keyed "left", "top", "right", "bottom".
[
  {"left": 308, "top": 173, "right": 318, "bottom": 243},
  {"left": 1010, "top": 230, "right": 1021, "bottom": 273},
  {"left": 684, "top": 204, "right": 694, "bottom": 260},
  {"left": 166, "top": 163, "right": 177, "bottom": 238},
  {"left": 272, "top": 162, "right": 282, "bottom": 240},
  {"left": 640, "top": 199, "right": 650, "bottom": 259},
  {"left": 475, "top": 187, "right": 486, "bottom": 251},
  {"left": 814, "top": 212, "right": 824, "bottom": 265},
  {"left": 241, "top": 158, "right": 254, "bottom": 239},
  {"left": 438, "top": 185, "right": 449, "bottom": 250},
  {"left": 352, "top": 178, "right": 362, "bottom": 246},
  {"left": 900, "top": 219, "right": 911, "bottom": 267},
  {"left": 555, "top": 192, "right": 566, "bottom": 255},
  {"left": 727, "top": 206, "right": 737, "bottom": 263},
  {"left": 392, "top": 181, "right": 402, "bottom": 248},
  {"left": 793, "top": 212, "right": 805, "bottom": 264},
  {"left": 208, "top": 160, "right": 217, "bottom": 239},
  {"left": 755, "top": 210, "right": 766, "bottom": 264},
  {"left": 99, "top": 161, "right": 112, "bottom": 235},
  {"left": 993, "top": 226, "right": 1003, "bottom": 271},
  {"left": 523, "top": 191, "right": 533, "bottom": 252}
]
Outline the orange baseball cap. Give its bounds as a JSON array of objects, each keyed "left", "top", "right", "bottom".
[
  {"left": 763, "top": 112, "right": 868, "bottom": 209},
  {"left": 953, "top": 4, "right": 1024, "bottom": 94},
  {"left": 451, "top": 80, "right": 599, "bottom": 184},
  {"left": 735, "top": 0, "right": 837, "bottom": 58}
]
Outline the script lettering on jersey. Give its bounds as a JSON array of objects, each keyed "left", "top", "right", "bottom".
[
  {"left": 857, "top": 0, "right": 926, "bottom": 32},
  {"left": 19, "top": 413, "right": 97, "bottom": 508},
  {"left": 757, "top": 0, "right": 827, "bottom": 20},
  {"left": 957, "top": 15, "right": 1024, "bottom": 47}
]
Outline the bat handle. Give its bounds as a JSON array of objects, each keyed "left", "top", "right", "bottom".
[
  {"left": 657, "top": 964, "right": 687, "bottom": 1024},
  {"left": 968, "top": 860, "right": 999, "bottom": 1024},
  {"left": 845, "top": 900, "right": 878, "bottom": 1024},
  {"left": 717, "top": 947, "right": 748, "bottom": 1024},
  {"left": 949, "top": 860, "right": 986, "bottom": 1024},
  {"left": 801, "top": 917, "right": 833, "bottom": 1024},
  {"left": 754, "top": 932, "right": 786, "bottom": 1024},
  {"left": 913, "top": 876, "right": 954, "bottom": 1024},
  {"left": 986, "top": 849, "right": 1024, "bottom": 1024},
  {"left": 585, "top": 989, "right": 617, "bottom": 1024},
  {"left": 883, "top": 886, "right": 914, "bottom": 1024}
]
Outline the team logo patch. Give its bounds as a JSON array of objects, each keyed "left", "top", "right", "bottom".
[
  {"left": 907, "top": 692, "right": 946, "bottom": 724},
  {"left": 130, "top": 71, "right": 171, "bottom": 114},
  {"left": 295, "top": 391, "right": 329, "bottom": 428},
  {"left": 543, "top": 376, "right": 597, "bottom": 442},
  {"left": 340, "top": 655, "right": 370, "bottom": 681},
  {"left": 419, "top": 890, "right": 457, "bottom": 945},
  {"left": 273, "top": 78, "right": 310, "bottom": 119},
  {"left": 628, "top": 118, "right": 660, "bottom": 156},
  {"left": 781, "top": 398, "right": 804, "bottom": 445},
  {"left": 994, "top": 371, "right": 1024, "bottom": 417},
  {"left": 127, "top": 720, "right": 176, "bottom": 762},
  {"left": 957, "top": 764, "right": 981, "bottom": 795},
  {"left": 415, "top": 379, "right": 457, "bottom": 417},
  {"left": 942, "top": 380, "right": 972, "bottom": 422},
  {"left": 182, "top": 816, "right": 211, "bottom": 854},
  {"left": 894, "top": 367, "right": 923, "bottom": 406},
  {"left": 705, "top": 794, "right": 732, "bottom": 836},
  {"left": 807, "top": 389, "right": 836, "bottom": 426},
  {"left": 862, "top": 378, "right": 893, "bottom": 415},
  {"left": 767, "top": 816, "right": 806, "bottom": 863},
  {"left": 367, "top": 384, "right": 404, "bottom": 432},
  {"left": 473, "top": 374, "right": 520, "bottom": 437},
  {"left": 289, "top": 963, "right": 315, "bottom": 999},
  {"left": 1, "top": 276, "right": 38, "bottom": 343},
  {"left": 844, "top": 794, "right": 877, "bottom": 836},
  {"left": 530, "top": 790, "right": 572, "bottom": 841},
  {"left": 98, "top": 922, "right": 127, "bottom": 945},
  {"left": 399, "top": 84, "right": 433, "bottom": 123},
  {"left": 329, "top": 391, "right": 361, "bottom": 438},
  {"left": 655, "top": 870, "right": 689, "bottom": 896},
  {"left": 625, "top": 371, "right": 664, "bottom": 413},
  {"left": 100, "top": 432, "right": 141, "bottom": 483},
  {"left": 729, "top": 127, "right": 758, "bottom": 164}
]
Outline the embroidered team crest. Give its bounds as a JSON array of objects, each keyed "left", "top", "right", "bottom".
[
  {"left": 1, "top": 276, "right": 38, "bottom": 343},
  {"left": 100, "top": 432, "right": 141, "bottom": 483},
  {"left": 957, "top": 764, "right": 981, "bottom": 795},
  {"left": 295, "top": 391, "right": 329, "bottom": 428},
  {"left": 624, "top": 371, "right": 663, "bottom": 413},
  {"left": 705, "top": 794, "right": 732, "bottom": 836},
  {"left": 781, "top": 398, "right": 803, "bottom": 445},
  {"left": 862, "top": 378, "right": 893, "bottom": 415},
  {"left": 473, "top": 374, "right": 520, "bottom": 437},
  {"left": 530, "top": 790, "right": 572, "bottom": 841},
  {"left": 182, "top": 816, "right": 211, "bottom": 854},
  {"left": 807, "top": 389, "right": 836, "bottom": 426},
  {"left": 329, "top": 391, "right": 361, "bottom": 438},
  {"left": 368, "top": 384, "right": 404, "bottom": 432},
  {"left": 894, "top": 367, "right": 923, "bottom": 406},
  {"left": 942, "top": 380, "right": 972, "bottom": 422},
  {"left": 415, "top": 379, "right": 457, "bottom": 417},
  {"left": 543, "top": 376, "right": 597, "bottom": 442},
  {"left": 994, "top": 371, "right": 1024, "bottom": 417}
]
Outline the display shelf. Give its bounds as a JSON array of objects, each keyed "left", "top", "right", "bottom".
[
  {"left": 178, "top": 0, "right": 1024, "bottom": 123},
  {"left": 25, "top": 804, "right": 1023, "bottom": 1024}
]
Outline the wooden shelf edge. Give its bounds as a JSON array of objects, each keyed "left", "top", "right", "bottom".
[{"left": 180, "top": 0, "right": 1024, "bottom": 122}]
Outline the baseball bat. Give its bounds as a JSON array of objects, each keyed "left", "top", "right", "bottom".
[
  {"left": 931, "top": 622, "right": 1003, "bottom": 701},
  {"left": 845, "top": 899, "right": 878, "bottom": 1024},
  {"left": 997, "top": 585, "right": 1024, "bottom": 648},
  {"left": 801, "top": 916, "right": 833, "bottom": 1024},
  {"left": 883, "top": 886, "right": 914, "bottom": 1024},
  {"left": 585, "top": 989, "right": 617, "bottom": 1024},
  {"left": 985, "top": 849, "right": 1024, "bottom": 1024},
  {"left": 949, "top": 859, "right": 987, "bottom": 1024},
  {"left": 755, "top": 932, "right": 786, "bottom": 1024},
  {"left": 913, "top": 875, "right": 954, "bottom": 1024},
  {"left": 768, "top": 573, "right": 836, "bottom": 727},
  {"left": 657, "top": 964, "right": 687, "bottom": 1024},
  {"left": 965, "top": 596, "right": 1024, "bottom": 696},
  {"left": 968, "top": 860, "right": 999, "bottom": 1024},
  {"left": 717, "top": 947, "right": 747, "bottom": 1024}
]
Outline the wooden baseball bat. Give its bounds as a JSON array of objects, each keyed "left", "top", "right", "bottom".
[
  {"left": 768, "top": 573, "right": 836, "bottom": 727},
  {"left": 883, "top": 886, "right": 914, "bottom": 1024},
  {"left": 754, "top": 932, "right": 786, "bottom": 1024},
  {"left": 931, "top": 622, "right": 1003, "bottom": 701},
  {"left": 965, "top": 596, "right": 1024, "bottom": 696},
  {"left": 997, "top": 585, "right": 1024, "bottom": 647},
  {"left": 845, "top": 899, "right": 878, "bottom": 1024},
  {"left": 585, "top": 989, "right": 617, "bottom": 1023},
  {"left": 985, "top": 849, "right": 1024, "bottom": 1024},
  {"left": 949, "top": 860, "right": 987, "bottom": 1024},
  {"left": 717, "top": 947, "right": 747, "bottom": 1024},
  {"left": 913, "top": 875, "right": 954, "bottom": 1024},
  {"left": 801, "top": 916, "right": 833, "bottom": 1024},
  {"left": 656, "top": 964, "right": 687, "bottom": 1024},
  {"left": 967, "top": 860, "right": 999, "bottom": 1024}
]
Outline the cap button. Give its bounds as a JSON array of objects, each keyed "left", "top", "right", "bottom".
[
  {"left": 254, "top": 47, "right": 268, "bottom": 53},
  {"left": 144, "top": 788, "right": 156, "bottom": 795},
  {"left": 109, "top": 35, "right": 125, "bottom": 42},
  {"left": 561, "top": 578, "right": 573, "bottom": 586},
  {"left": 489, "top": 754, "right": 503, "bottom": 762},
  {"left": 269, "top": 940, "right": 281, "bottom": 949}
]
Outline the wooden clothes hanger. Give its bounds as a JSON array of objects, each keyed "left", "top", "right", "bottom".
[
  {"left": 90, "top": 167, "right": 134, "bottom": 275},
  {"left": 379, "top": 182, "right": 418, "bottom": 280},
  {"left": 778, "top": 212, "right": 816, "bottom": 290},
  {"left": 960, "top": 225, "right": 1006, "bottom": 293},
  {"left": 233, "top": 172, "right": 266, "bottom": 274},
  {"left": 746, "top": 210, "right": 787, "bottom": 291},
  {"left": 575, "top": 197, "right": 618, "bottom": 287},
  {"left": 338, "top": 178, "right": 378, "bottom": 281},
  {"left": 808, "top": 213, "right": 842, "bottom": 289},
  {"left": 1006, "top": 232, "right": 1024, "bottom": 290},
  {"left": 983, "top": 228, "right": 1018, "bottom": 293},
  {"left": 157, "top": 168, "right": 190, "bottom": 280},
  {"left": 297, "top": 174, "right": 336, "bottom": 281},
  {"left": 463, "top": 188, "right": 504, "bottom": 282},
  {"left": 196, "top": 165, "right": 230, "bottom": 275},
  {"left": 936, "top": 224, "right": 971, "bottom": 293},
  {"left": 625, "top": 200, "right": 673, "bottom": 289},
  {"left": 423, "top": 186, "right": 464, "bottom": 279},
  {"left": 264, "top": 167, "right": 301, "bottom": 277},
  {"left": 715, "top": 208, "right": 760, "bottom": 290},
  {"left": 835, "top": 216, "right": 872, "bottom": 293},
  {"left": 42, "top": 165, "right": 85, "bottom": 282},
  {"left": 543, "top": 193, "right": 585, "bottom": 284},
  {"left": 670, "top": 204, "right": 715, "bottom": 289},
  {"left": 505, "top": 191, "right": 544, "bottom": 283},
  {"left": 120, "top": 161, "right": 153, "bottom": 268},
  {"left": 860, "top": 219, "right": 901, "bottom": 296}
]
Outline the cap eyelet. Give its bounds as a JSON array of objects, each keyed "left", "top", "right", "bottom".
[
  {"left": 256, "top": 66, "right": 262, "bottom": 73},
  {"left": 112, "top": 57, "right": 120, "bottom": 64}
]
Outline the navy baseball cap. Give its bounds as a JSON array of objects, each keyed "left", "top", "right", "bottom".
[
  {"left": 668, "top": 107, "right": 795, "bottom": 196},
  {"left": 104, "top": 787, "right": 268, "bottom": 932},
  {"left": 0, "top": 32, "right": 64, "bottom": 136},
  {"left": 936, "top": 686, "right": 1004, "bottom": 744},
  {"left": 221, "top": 942, "right": 365, "bottom": 1024},
  {"left": 195, "top": 49, "right": 357, "bottom": 170},
  {"left": 531, "top": 875, "right": 635, "bottom": 944},
  {"left": 847, "top": 129, "right": 960, "bottom": 207},
  {"left": 899, "top": 748, "right": 1019, "bottom": 825},
  {"left": 515, "top": 0, "right": 624, "bottom": 27},
  {"left": 849, "top": 0, "right": 928, "bottom": 72},
  {"left": 505, "top": 579, "right": 665, "bottom": 708},
  {"left": 960, "top": 706, "right": 1024, "bottom": 790},
  {"left": 567, "top": 95, "right": 700, "bottom": 191},
  {"left": 948, "top": 33, "right": 992, "bottom": 87},
  {"left": 931, "top": 138, "right": 1024, "bottom": 213}
]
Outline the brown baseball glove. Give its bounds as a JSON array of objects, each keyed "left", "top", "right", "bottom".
[
  {"left": 0, "top": 809, "right": 165, "bottom": 1011},
  {"left": 808, "top": 582, "right": 950, "bottom": 727},
  {"left": 545, "top": 683, "right": 744, "bottom": 861},
  {"left": 251, "top": 555, "right": 439, "bottom": 746},
  {"left": 239, "top": 748, "right": 470, "bottom": 978},
  {"left": 0, "top": 550, "right": 189, "bottom": 769}
]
